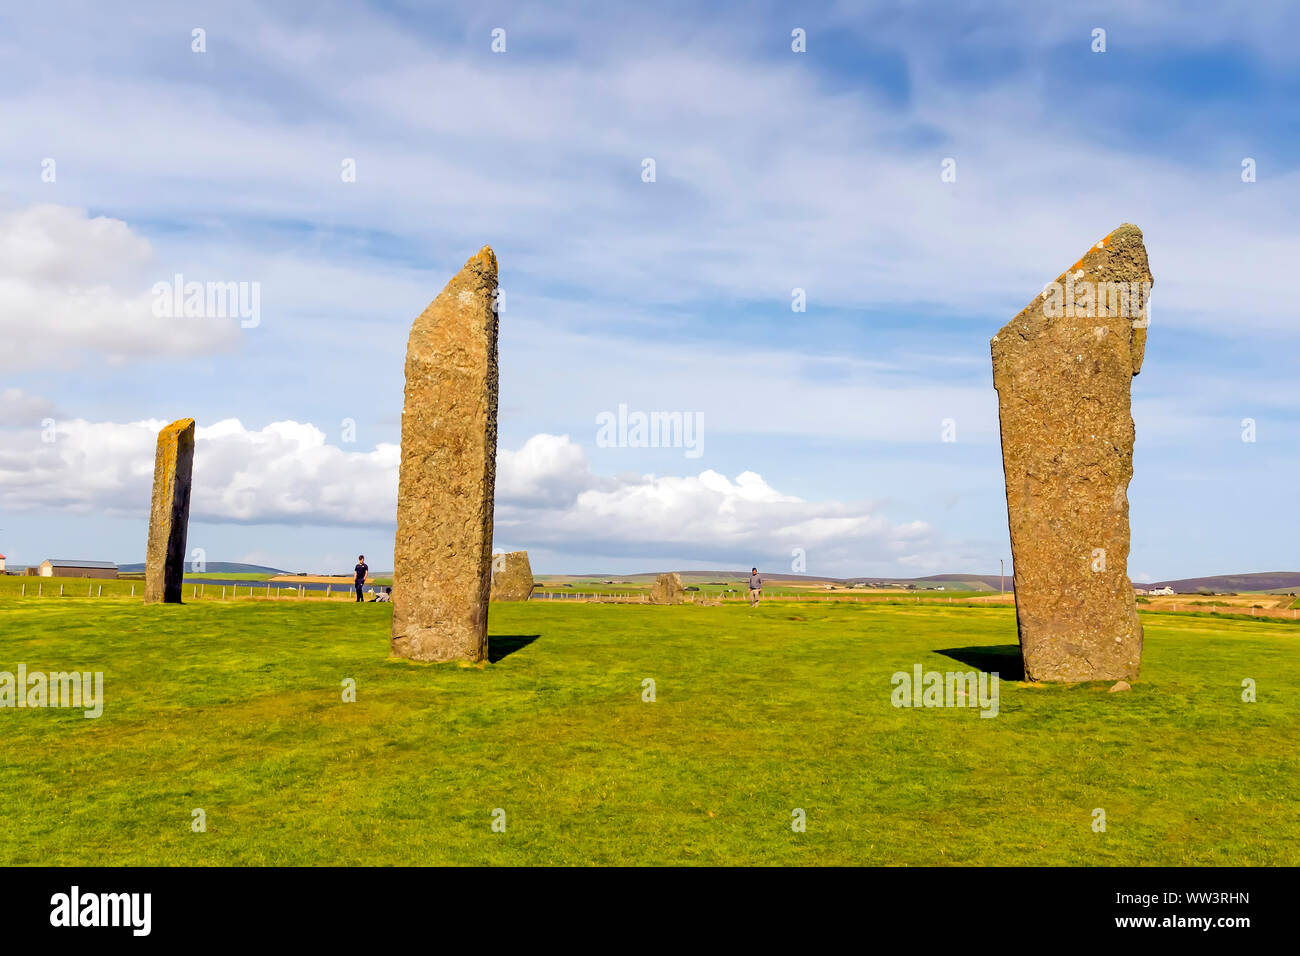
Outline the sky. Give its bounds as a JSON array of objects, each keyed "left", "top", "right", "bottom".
[{"left": 0, "top": 0, "right": 1296, "bottom": 578}]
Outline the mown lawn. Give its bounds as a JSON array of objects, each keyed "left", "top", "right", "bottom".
[{"left": 0, "top": 596, "right": 1295, "bottom": 865}]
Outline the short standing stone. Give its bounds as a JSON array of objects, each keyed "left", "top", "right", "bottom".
[
  {"left": 992, "top": 224, "right": 1151, "bottom": 682},
  {"left": 491, "top": 551, "right": 534, "bottom": 601},
  {"left": 650, "top": 572, "right": 684, "bottom": 605},
  {"left": 391, "top": 247, "right": 500, "bottom": 663},
  {"left": 144, "top": 418, "right": 196, "bottom": 604}
]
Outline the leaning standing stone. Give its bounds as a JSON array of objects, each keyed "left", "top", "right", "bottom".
[
  {"left": 391, "top": 247, "right": 500, "bottom": 662},
  {"left": 991, "top": 224, "right": 1151, "bottom": 682},
  {"left": 144, "top": 418, "right": 196, "bottom": 604}
]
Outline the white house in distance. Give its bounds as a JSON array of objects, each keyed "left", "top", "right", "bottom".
[
  {"left": 0, "top": 553, "right": 6, "bottom": 573},
  {"left": 1149, "top": 586, "right": 1176, "bottom": 596}
]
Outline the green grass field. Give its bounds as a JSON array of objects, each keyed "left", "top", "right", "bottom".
[{"left": 1, "top": 593, "right": 1296, "bottom": 865}]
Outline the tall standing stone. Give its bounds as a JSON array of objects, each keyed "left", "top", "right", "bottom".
[
  {"left": 144, "top": 418, "right": 196, "bottom": 604},
  {"left": 992, "top": 224, "right": 1152, "bottom": 682},
  {"left": 391, "top": 247, "right": 499, "bottom": 662},
  {"left": 490, "top": 551, "right": 535, "bottom": 601}
]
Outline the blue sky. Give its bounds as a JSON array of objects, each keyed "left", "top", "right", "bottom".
[{"left": 0, "top": 0, "right": 1296, "bottom": 578}]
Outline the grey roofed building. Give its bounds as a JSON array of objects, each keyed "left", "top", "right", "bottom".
[{"left": 39, "top": 559, "right": 119, "bottom": 579}]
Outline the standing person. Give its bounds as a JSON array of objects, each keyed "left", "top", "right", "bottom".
[
  {"left": 354, "top": 555, "right": 368, "bottom": 603},
  {"left": 749, "top": 567, "right": 762, "bottom": 607}
]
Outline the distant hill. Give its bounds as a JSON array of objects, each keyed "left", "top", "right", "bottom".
[
  {"left": 540, "top": 570, "right": 1006, "bottom": 591},
  {"left": 1146, "top": 572, "right": 1300, "bottom": 594},
  {"left": 537, "top": 569, "right": 1299, "bottom": 595},
  {"left": 118, "top": 561, "right": 285, "bottom": 575},
  {"left": 851, "top": 573, "right": 1008, "bottom": 591}
]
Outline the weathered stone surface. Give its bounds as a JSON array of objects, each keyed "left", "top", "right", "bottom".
[
  {"left": 992, "top": 224, "right": 1151, "bottom": 682},
  {"left": 650, "top": 572, "right": 684, "bottom": 605},
  {"left": 144, "top": 418, "right": 196, "bottom": 604},
  {"left": 391, "top": 247, "right": 499, "bottom": 663},
  {"left": 490, "top": 551, "right": 534, "bottom": 601}
]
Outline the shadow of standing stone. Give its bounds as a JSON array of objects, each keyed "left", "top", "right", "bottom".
[{"left": 991, "top": 224, "right": 1151, "bottom": 682}]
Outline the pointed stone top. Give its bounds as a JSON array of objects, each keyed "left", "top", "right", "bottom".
[
  {"left": 1067, "top": 223, "right": 1144, "bottom": 272},
  {"left": 465, "top": 245, "right": 497, "bottom": 278},
  {"left": 160, "top": 418, "right": 196, "bottom": 437},
  {"left": 994, "top": 224, "right": 1152, "bottom": 362}
]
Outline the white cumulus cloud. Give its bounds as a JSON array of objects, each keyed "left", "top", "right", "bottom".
[
  {"left": 0, "top": 204, "right": 240, "bottom": 369},
  {"left": 0, "top": 421, "right": 937, "bottom": 569}
]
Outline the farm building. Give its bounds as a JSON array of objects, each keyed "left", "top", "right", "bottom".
[
  {"left": 38, "top": 559, "right": 119, "bottom": 579},
  {"left": 1148, "top": 586, "right": 1176, "bottom": 596},
  {"left": 0, "top": 553, "right": 5, "bottom": 572}
]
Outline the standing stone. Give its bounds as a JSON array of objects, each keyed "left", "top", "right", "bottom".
[
  {"left": 992, "top": 224, "right": 1152, "bottom": 682},
  {"left": 490, "top": 551, "right": 535, "bottom": 601},
  {"left": 650, "top": 572, "right": 684, "bottom": 605},
  {"left": 391, "top": 247, "right": 499, "bottom": 662},
  {"left": 144, "top": 418, "right": 196, "bottom": 604}
]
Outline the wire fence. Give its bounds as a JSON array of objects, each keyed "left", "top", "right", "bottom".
[{"left": 4, "top": 579, "right": 1297, "bottom": 620}]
